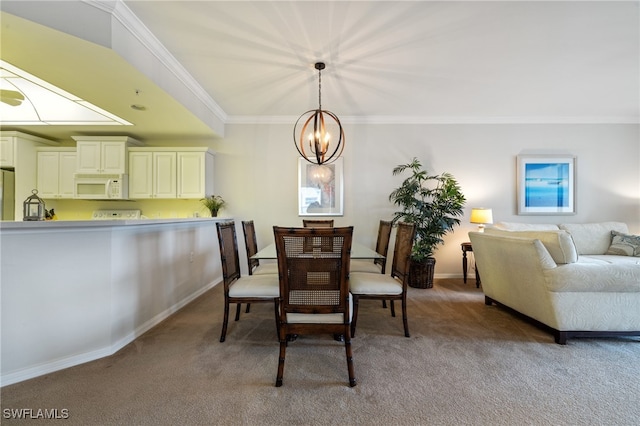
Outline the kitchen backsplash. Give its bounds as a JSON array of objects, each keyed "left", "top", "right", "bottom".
[{"left": 42, "top": 199, "right": 216, "bottom": 220}]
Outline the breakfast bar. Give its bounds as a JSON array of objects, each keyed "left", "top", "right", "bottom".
[{"left": 0, "top": 218, "right": 223, "bottom": 386}]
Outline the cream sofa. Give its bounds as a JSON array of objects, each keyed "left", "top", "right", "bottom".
[{"left": 469, "top": 222, "right": 640, "bottom": 344}]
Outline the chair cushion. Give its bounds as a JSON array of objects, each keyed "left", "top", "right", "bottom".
[
  {"left": 252, "top": 262, "right": 279, "bottom": 275},
  {"left": 286, "top": 294, "right": 353, "bottom": 323},
  {"left": 349, "top": 259, "right": 382, "bottom": 274},
  {"left": 349, "top": 272, "right": 403, "bottom": 295},
  {"left": 228, "top": 274, "right": 279, "bottom": 298}
]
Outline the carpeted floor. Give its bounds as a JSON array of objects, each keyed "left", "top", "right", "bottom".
[{"left": 2, "top": 278, "right": 639, "bottom": 425}]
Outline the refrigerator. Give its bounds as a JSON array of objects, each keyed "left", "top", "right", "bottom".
[{"left": 0, "top": 169, "right": 15, "bottom": 220}]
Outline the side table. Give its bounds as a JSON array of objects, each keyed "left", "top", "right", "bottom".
[{"left": 461, "top": 242, "right": 481, "bottom": 288}]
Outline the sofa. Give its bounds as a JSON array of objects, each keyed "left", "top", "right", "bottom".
[{"left": 469, "top": 222, "right": 640, "bottom": 344}]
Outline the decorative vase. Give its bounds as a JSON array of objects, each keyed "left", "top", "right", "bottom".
[
  {"left": 408, "top": 257, "right": 436, "bottom": 289},
  {"left": 210, "top": 209, "right": 218, "bottom": 217}
]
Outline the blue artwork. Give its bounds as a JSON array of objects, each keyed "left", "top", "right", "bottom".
[{"left": 524, "top": 163, "right": 570, "bottom": 208}]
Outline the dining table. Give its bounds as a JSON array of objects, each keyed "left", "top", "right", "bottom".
[{"left": 251, "top": 242, "right": 384, "bottom": 260}]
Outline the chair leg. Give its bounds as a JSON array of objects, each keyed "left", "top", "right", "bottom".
[
  {"left": 344, "top": 327, "right": 357, "bottom": 387},
  {"left": 390, "top": 300, "right": 396, "bottom": 317},
  {"left": 401, "top": 296, "right": 410, "bottom": 338},
  {"left": 275, "top": 334, "right": 287, "bottom": 387},
  {"left": 382, "top": 300, "right": 387, "bottom": 308},
  {"left": 350, "top": 295, "right": 360, "bottom": 338},
  {"left": 220, "top": 299, "right": 230, "bottom": 343},
  {"left": 234, "top": 303, "right": 242, "bottom": 321},
  {"left": 246, "top": 303, "right": 251, "bottom": 313},
  {"left": 273, "top": 299, "right": 280, "bottom": 338}
]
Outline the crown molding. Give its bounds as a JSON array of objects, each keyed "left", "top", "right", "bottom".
[
  {"left": 87, "top": 0, "right": 227, "bottom": 123},
  {"left": 226, "top": 115, "right": 640, "bottom": 125}
]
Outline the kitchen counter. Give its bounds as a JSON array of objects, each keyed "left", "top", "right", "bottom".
[
  {"left": 0, "top": 217, "right": 225, "bottom": 230},
  {"left": 1, "top": 217, "right": 225, "bottom": 386}
]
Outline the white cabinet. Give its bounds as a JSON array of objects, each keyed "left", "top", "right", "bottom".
[
  {"left": 0, "top": 131, "right": 58, "bottom": 220},
  {"left": 0, "top": 136, "right": 15, "bottom": 168},
  {"left": 128, "top": 151, "right": 176, "bottom": 198},
  {"left": 178, "top": 151, "right": 212, "bottom": 199},
  {"left": 72, "top": 136, "right": 142, "bottom": 174},
  {"left": 128, "top": 148, "right": 214, "bottom": 199},
  {"left": 36, "top": 149, "right": 77, "bottom": 198}
]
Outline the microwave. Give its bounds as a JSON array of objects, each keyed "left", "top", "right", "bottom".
[{"left": 74, "top": 174, "right": 128, "bottom": 200}]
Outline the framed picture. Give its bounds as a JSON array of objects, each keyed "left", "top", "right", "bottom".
[
  {"left": 298, "top": 157, "right": 344, "bottom": 216},
  {"left": 517, "top": 155, "right": 576, "bottom": 215}
]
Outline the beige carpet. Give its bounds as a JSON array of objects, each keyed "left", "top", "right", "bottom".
[{"left": 2, "top": 279, "right": 639, "bottom": 425}]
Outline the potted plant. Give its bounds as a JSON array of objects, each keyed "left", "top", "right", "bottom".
[
  {"left": 201, "top": 195, "right": 226, "bottom": 217},
  {"left": 389, "top": 158, "right": 466, "bottom": 288}
]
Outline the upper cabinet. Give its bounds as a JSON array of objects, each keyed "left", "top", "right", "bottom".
[
  {"left": 177, "top": 151, "right": 213, "bottom": 199},
  {"left": 128, "top": 148, "right": 214, "bottom": 199},
  {"left": 129, "top": 151, "right": 177, "bottom": 199},
  {"left": 0, "top": 136, "right": 16, "bottom": 168},
  {"left": 72, "top": 136, "right": 142, "bottom": 174},
  {"left": 36, "top": 148, "right": 77, "bottom": 199}
]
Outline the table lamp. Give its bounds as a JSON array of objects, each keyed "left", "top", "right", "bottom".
[{"left": 470, "top": 208, "right": 493, "bottom": 232}]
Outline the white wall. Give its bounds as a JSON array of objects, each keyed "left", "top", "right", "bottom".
[{"left": 213, "top": 122, "right": 640, "bottom": 277}]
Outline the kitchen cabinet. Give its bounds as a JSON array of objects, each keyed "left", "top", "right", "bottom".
[
  {"left": 128, "top": 148, "right": 214, "bottom": 199},
  {"left": 129, "top": 151, "right": 176, "bottom": 198},
  {"left": 36, "top": 148, "right": 77, "bottom": 198},
  {"left": 72, "top": 136, "right": 142, "bottom": 174},
  {"left": 0, "top": 131, "right": 59, "bottom": 220},
  {"left": 177, "top": 151, "right": 213, "bottom": 199},
  {"left": 0, "top": 136, "right": 16, "bottom": 168}
]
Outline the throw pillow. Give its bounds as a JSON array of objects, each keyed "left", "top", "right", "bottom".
[{"left": 606, "top": 231, "right": 640, "bottom": 257}]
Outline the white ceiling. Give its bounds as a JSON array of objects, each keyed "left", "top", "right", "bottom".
[{"left": 1, "top": 1, "right": 639, "bottom": 144}]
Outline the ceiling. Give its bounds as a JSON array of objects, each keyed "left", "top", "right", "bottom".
[{"left": 1, "top": 1, "right": 638, "bottom": 144}]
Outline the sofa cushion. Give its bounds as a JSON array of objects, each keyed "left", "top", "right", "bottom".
[
  {"left": 606, "top": 231, "right": 640, "bottom": 257},
  {"left": 484, "top": 228, "right": 578, "bottom": 264},
  {"left": 494, "top": 222, "right": 560, "bottom": 231},
  {"left": 559, "top": 222, "right": 629, "bottom": 255}
]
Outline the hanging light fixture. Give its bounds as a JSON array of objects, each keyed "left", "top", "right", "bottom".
[{"left": 294, "top": 62, "right": 345, "bottom": 165}]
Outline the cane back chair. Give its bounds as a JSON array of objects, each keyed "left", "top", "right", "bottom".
[
  {"left": 216, "top": 221, "right": 279, "bottom": 342},
  {"left": 273, "top": 226, "right": 356, "bottom": 387},
  {"left": 242, "top": 220, "right": 279, "bottom": 276},
  {"left": 349, "top": 222, "right": 416, "bottom": 337}
]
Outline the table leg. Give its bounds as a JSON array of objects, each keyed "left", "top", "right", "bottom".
[{"left": 462, "top": 249, "right": 468, "bottom": 284}]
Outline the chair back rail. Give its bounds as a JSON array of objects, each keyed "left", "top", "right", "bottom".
[{"left": 302, "top": 219, "right": 334, "bottom": 228}]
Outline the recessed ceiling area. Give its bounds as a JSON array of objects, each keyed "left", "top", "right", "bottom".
[
  {"left": 1, "top": 0, "right": 638, "bottom": 144},
  {"left": 0, "top": 60, "right": 132, "bottom": 126}
]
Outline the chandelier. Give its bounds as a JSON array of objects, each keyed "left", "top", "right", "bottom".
[{"left": 294, "top": 62, "right": 345, "bottom": 165}]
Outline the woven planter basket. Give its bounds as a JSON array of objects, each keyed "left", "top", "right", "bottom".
[{"left": 408, "top": 257, "right": 436, "bottom": 289}]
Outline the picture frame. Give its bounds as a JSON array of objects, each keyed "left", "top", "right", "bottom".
[
  {"left": 298, "top": 157, "right": 344, "bottom": 216},
  {"left": 517, "top": 155, "right": 576, "bottom": 215}
]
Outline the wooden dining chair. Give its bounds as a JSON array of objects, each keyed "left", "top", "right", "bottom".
[
  {"left": 349, "top": 222, "right": 416, "bottom": 338},
  {"left": 216, "top": 221, "right": 279, "bottom": 342},
  {"left": 273, "top": 226, "right": 356, "bottom": 387},
  {"left": 242, "top": 220, "right": 279, "bottom": 276},
  {"left": 350, "top": 220, "right": 392, "bottom": 274},
  {"left": 302, "top": 219, "right": 334, "bottom": 227}
]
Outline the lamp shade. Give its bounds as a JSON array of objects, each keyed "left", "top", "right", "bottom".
[{"left": 470, "top": 208, "right": 493, "bottom": 225}]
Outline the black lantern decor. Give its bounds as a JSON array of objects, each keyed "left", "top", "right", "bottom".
[{"left": 23, "top": 189, "right": 46, "bottom": 221}]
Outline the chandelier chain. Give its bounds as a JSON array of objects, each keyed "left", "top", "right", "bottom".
[{"left": 318, "top": 67, "right": 322, "bottom": 110}]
